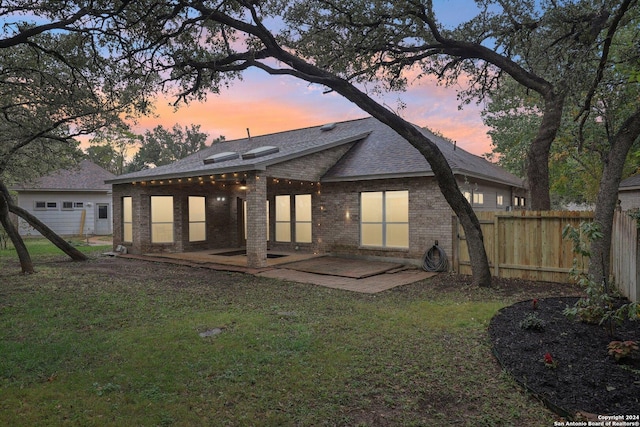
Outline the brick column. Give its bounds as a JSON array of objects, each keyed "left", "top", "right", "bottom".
[{"left": 246, "top": 171, "right": 267, "bottom": 267}]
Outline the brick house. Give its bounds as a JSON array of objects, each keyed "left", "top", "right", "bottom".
[
  {"left": 107, "top": 117, "right": 526, "bottom": 267},
  {"left": 12, "top": 160, "right": 115, "bottom": 236}
]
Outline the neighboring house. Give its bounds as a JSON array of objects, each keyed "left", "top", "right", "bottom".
[
  {"left": 618, "top": 174, "right": 640, "bottom": 211},
  {"left": 107, "top": 117, "right": 526, "bottom": 267},
  {"left": 12, "top": 160, "right": 115, "bottom": 236}
]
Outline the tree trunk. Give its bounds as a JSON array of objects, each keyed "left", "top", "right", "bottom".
[
  {"left": 0, "top": 180, "right": 88, "bottom": 263},
  {"left": 0, "top": 186, "right": 34, "bottom": 273},
  {"left": 9, "top": 204, "right": 88, "bottom": 261},
  {"left": 526, "top": 93, "right": 565, "bottom": 210},
  {"left": 589, "top": 108, "right": 640, "bottom": 285}
]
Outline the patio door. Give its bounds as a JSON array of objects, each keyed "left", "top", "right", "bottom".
[{"left": 95, "top": 203, "right": 111, "bottom": 235}]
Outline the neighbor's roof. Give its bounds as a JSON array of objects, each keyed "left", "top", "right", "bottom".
[
  {"left": 107, "top": 117, "right": 524, "bottom": 188},
  {"left": 619, "top": 174, "right": 640, "bottom": 191},
  {"left": 13, "top": 159, "right": 115, "bottom": 192}
]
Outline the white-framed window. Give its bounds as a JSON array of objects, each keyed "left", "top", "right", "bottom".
[
  {"left": 497, "top": 195, "right": 504, "bottom": 206},
  {"left": 473, "top": 192, "right": 484, "bottom": 205},
  {"left": 463, "top": 191, "right": 471, "bottom": 203},
  {"left": 74, "top": 202, "right": 84, "bottom": 208},
  {"left": 46, "top": 202, "right": 57, "bottom": 209},
  {"left": 275, "top": 195, "right": 291, "bottom": 242},
  {"left": 35, "top": 201, "right": 46, "bottom": 210},
  {"left": 150, "top": 196, "right": 174, "bottom": 243},
  {"left": 515, "top": 196, "right": 526, "bottom": 207},
  {"left": 295, "top": 194, "right": 312, "bottom": 243},
  {"left": 62, "top": 201, "right": 73, "bottom": 210},
  {"left": 122, "top": 196, "right": 133, "bottom": 242},
  {"left": 188, "top": 196, "right": 206, "bottom": 242},
  {"left": 360, "top": 190, "right": 409, "bottom": 248}
]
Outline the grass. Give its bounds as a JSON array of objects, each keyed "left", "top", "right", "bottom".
[{"left": 0, "top": 239, "right": 558, "bottom": 426}]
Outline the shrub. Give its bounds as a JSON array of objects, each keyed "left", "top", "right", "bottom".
[
  {"left": 519, "top": 312, "right": 546, "bottom": 331},
  {"left": 562, "top": 222, "right": 639, "bottom": 335},
  {"left": 607, "top": 340, "right": 639, "bottom": 362}
]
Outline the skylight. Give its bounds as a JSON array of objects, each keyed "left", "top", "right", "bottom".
[
  {"left": 241, "top": 145, "right": 279, "bottom": 159},
  {"left": 203, "top": 151, "right": 239, "bottom": 164}
]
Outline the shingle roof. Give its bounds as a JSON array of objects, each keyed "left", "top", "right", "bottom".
[
  {"left": 14, "top": 160, "right": 115, "bottom": 192},
  {"left": 619, "top": 174, "right": 640, "bottom": 190},
  {"left": 107, "top": 116, "right": 524, "bottom": 188},
  {"left": 321, "top": 118, "right": 523, "bottom": 186}
]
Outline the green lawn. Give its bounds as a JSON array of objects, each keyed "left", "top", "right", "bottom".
[{"left": 0, "top": 240, "right": 558, "bottom": 426}]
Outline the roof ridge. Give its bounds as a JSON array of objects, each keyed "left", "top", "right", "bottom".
[{"left": 217, "top": 116, "right": 372, "bottom": 144}]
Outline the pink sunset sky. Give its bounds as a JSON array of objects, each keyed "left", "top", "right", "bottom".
[{"left": 130, "top": 0, "right": 494, "bottom": 157}]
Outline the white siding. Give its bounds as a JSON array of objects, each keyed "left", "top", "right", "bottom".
[
  {"left": 618, "top": 190, "right": 640, "bottom": 211},
  {"left": 16, "top": 191, "right": 112, "bottom": 236}
]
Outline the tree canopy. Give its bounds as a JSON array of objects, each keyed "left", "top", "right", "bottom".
[
  {"left": 129, "top": 124, "right": 211, "bottom": 171},
  {"left": 0, "top": 2, "right": 154, "bottom": 272}
]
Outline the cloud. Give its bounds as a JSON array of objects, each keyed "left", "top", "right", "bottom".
[{"left": 131, "top": 68, "right": 492, "bottom": 156}]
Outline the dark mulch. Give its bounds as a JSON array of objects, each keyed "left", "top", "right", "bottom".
[{"left": 489, "top": 297, "right": 640, "bottom": 418}]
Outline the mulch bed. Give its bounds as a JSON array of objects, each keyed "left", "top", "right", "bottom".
[{"left": 489, "top": 297, "right": 640, "bottom": 418}]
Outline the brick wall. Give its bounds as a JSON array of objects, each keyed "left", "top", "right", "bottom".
[
  {"left": 318, "top": 177, "right": 454, "bottom": 265},
  {"left": 267, "top": 143, "right": 355, "bottom": 181},
  {"left": 246, "top": 171, "right": 268, "bottom": 267},
  {"left": 112, "top": 181, "right": 242, "bottom": 254},
  {"left": 113, "top": 169, "right": 522, "bottom": 269}
]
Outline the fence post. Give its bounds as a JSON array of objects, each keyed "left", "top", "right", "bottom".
[
  {"left": 493, "top": 213, "right": 500, "bottom": 277},
  {"left": 635, "top": 230, "right": 640, "bottom": 303}
]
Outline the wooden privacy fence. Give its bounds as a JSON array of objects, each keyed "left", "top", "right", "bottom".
[
  {"left": 454, "top": 210, "right": 639, "bottom": 302},
  {"left": 611, "top": 211, "right": 640, "bottom": 302},
  {"left": 453, "top": 210, "right": 593, "bottom": 283}
]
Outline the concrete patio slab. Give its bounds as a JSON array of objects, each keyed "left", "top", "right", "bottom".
[
  {"left": 117, "top": 252, "right": 437, "bottom": 293},
  {"left": 277, "top": 256, "right": 403, "bottom": 278},
  {"left": 257, "top": 267, "right": 436, "bottom": 293}
]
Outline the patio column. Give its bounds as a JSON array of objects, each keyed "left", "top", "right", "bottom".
[{"left": 246, "top": 171, "right": 268, "bottom": 267}]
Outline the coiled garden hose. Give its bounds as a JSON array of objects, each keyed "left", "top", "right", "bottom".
[{"left": 422, "top": 242, "right": 449, "bottom": 272}]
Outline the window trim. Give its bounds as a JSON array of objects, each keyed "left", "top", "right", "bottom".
[
  {"left": 122, "top": 196, "right": 133, "bottom": 243},
  {"left": 275, "top": 195, "right": 291, "bottom": 242},
  {"left": 360, "top": 190, "right": 409, "bottom": 249},
  {"left": 150, "top": 195, "right": 174, "bottom": 244},
  {"left": 473, "top": 192, "right": 484, "bottom": 205},
  {"left": 188, "top": 196, "right": 207, "bottom": 242},
  {"left": 294, "top": 194, "right": 312, "bottom": 244}
]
